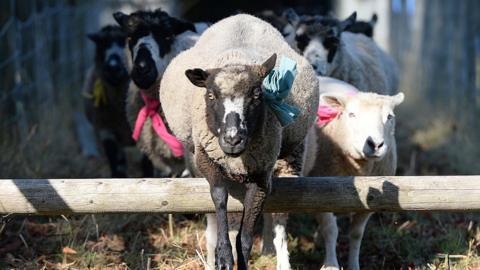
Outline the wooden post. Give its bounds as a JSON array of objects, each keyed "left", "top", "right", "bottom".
[{"left": 1, "top": 176, "right": 480, "bottom": 215}]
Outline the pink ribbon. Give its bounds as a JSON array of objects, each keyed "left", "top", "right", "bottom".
[{"left": 132, "top": 91, "right": 184, "bottom": 157}]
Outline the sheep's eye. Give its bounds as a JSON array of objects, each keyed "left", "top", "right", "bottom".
[
  {"left": 208, "top": 92, "right": 215, "bottom": 100},
  {"left": 387, "top": 114, "right": 394, "bottom": 120},
  {"left": 348, "top": 112, "right": 356, "bottom": 118},
  {"left": 253, "top": 87, "right": 261, "bottom": 99}
]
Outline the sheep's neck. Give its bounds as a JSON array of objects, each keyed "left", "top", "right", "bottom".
[
  {"left": 96, "top": 71, "right": 129, "bottom": 111},
  {"left": 137, "top": 80, "right": 175, "bottom": 135},
  {"left": 328, "top": 40, "right": 359, "bottom": 88},
  {"left": 140, "top": 81, "right": 160, "bottom": 100}
]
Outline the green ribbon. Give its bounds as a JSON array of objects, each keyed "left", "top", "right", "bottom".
[{"left": 262, "top": 56, "right": 300, "bottom": 127}]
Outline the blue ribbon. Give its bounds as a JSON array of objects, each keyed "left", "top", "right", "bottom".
[{"left": 262, "top": 56, "right": 300, "bottom": 127}]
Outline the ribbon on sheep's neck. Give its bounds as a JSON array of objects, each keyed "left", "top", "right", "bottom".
[
  {"left": 82, "top": 79, "right": 108, "bottom": 107},
  {"left": 262, "top": 56, "right": 300, "bottom": 127},
  {"left": 132, "top": 91, "right": 184, "bottom": 157}
]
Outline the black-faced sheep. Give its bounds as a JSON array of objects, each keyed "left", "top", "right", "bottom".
[
  {"left": 83, "top": 25, "right": 132, "bottom": 177},
  {"left": 113, "top": 9, "right": 205, "bottom": 176},
  {"left": 159, "top": 14, "right": 318, "bottom": 269},
  {"left": 287, "top": 10, "right": 399, "bottom": 94},
  {"left": 302, "top": 76, "right": 404, "bottom": 270},
  {"left": 345, "top": 13, "right": 378, "bottom": 38},
  {"left": 258, "top": 9, "right": 378, "bottom": 49}
]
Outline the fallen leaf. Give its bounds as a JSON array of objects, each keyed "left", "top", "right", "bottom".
[{"left": 62, "top": 246, "right": 77, "bottom": 254}]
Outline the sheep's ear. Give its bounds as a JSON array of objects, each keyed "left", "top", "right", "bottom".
[
  {"left": 321, "top": 93, "right": 347, "bottom": 110},
  {"left": 113, "top": 12, "right": 128, "bottom": 28},
  {"left": 371, "top": 13, "right": 378, "bottom": 25},
  {"left": 260, "top": 53, "right": 277, "bottom": 77},
  {"left": 339, "top": 11, "right": 357, "bottom": 32},
  {"left": 87, "top": 33, "right": 101, "bottom": 43},
  {"left": 172, "top": 19, "right": 196, "bottom": 35},
  {"left": 185, "top": 69, "right": 209, "bottom": 88},
  {"left": 114, "top": 12, "right": 142, "bottom": 34},
  {"left": 283, "top": 8, "right": 300, "bottom": 26},
  {"left": 391, "top": 92, "right": 405, "bottom": 106}
]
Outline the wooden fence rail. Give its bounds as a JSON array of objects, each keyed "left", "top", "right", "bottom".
[{"left": 0, "top": 176, "right": 479, "bottom": 215}]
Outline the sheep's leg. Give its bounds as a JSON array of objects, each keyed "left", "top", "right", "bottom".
[
  {"left": 261, "top": 213, "right": 275, "bottom": 255},
  {"left": 227, "top": 213, "right": 242, "bottom": 262},
  {"left": 348, "top": 212, "right": 372, "bottom": 270},
  {"left": 141, "top": 154, "right": 154, "bottom": 177},
  {"left": 100, "top": 129, "right": 127, "bottom": 177},
  {"left": 272, "top": 213, "right": 290, "bottom": 270},
  {"left": 210, "top": 183, "right": 234, "bottom": 270},
  {"left": 206, "top": 213, "right": 217, "bottom": 269},
  {"left": 315, "top": 212, "right": 339, "bottom": 270},
  {"left": 236, "top": 181, "right": 268, "bottom": 270},
  {"left": 268, "top": 142, "right": 305, "bottom": 270},
  {"left": 197, "top": 149, "right": 233, "bottom": 270},
  {"left": 206, "top": 214, "right": 239, "bottom": 269}
]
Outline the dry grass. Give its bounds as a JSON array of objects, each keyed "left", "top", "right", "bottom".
[{"left": 1, "top": 211, "right": 480, "bottom": 269}]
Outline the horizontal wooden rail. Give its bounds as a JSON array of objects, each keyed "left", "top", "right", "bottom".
[{"left": 0, "top": 176, "right": 479, "bottom": 215}]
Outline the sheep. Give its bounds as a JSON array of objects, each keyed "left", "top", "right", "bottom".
[
  {"left": 83, "top": 25, "right": 132, "bottom": 177},
  {"left": 159, "top": 14, "right": 318, "bottom": 269},
  {"left": 287, "top": 10, "right": 399, "bottom": 94},
  {"left": 345, "top": 13, "right": 378, "bottom": 38},
  {"left": 258, "top": 9, "right": 378, "bottom": 50},
  {"left": 302, "top": 76, "right": 404, "bottom": 270},
  {"left": 113, "top": 9, "right": 206, "bottom": 176}
]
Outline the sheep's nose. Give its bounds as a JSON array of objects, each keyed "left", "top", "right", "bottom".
[
  {"left": 224, "top": 135, "right": 242, "bottom": 146},
  {"left": 136, "top": 60, "right": 149, "bottom": 73},
  {"left": 366, "top": 137, "right": 384, "bottom": 151}
]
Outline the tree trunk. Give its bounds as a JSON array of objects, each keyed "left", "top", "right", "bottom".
[{"left": 397, "top": 0, "right": 479, "bottom": 174}]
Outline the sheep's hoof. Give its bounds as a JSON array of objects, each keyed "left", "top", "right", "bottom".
[
  {"left": 215, "top": 244, "right": 234, "bottom": 270},
  {"left": 321, "top": 266, "right": 340, "bottom": 270},
  {"left": 216, "top": 261, "right": 234, "bottom": 270}
]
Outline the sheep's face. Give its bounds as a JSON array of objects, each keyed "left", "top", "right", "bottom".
[
  {"left": 114, "top": 9, "right": 195, "bottom": 90},
  {"left": 185, "top": 54, "right": 277, "bottom": 157},
  {"left": 291, "top": 12, "right": 356, "bottom": 76},
  {"left": 87, "top": 26, "right": 128, "bottom": 86},
  {"left": 321, "top": 92, "right": 404, "bottom": 160}
]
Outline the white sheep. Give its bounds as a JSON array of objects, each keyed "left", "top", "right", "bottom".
[
  {"left": 287, "top": 11, "right": 399, "bottom": 94},
  {"left": 114, "top": 9, "right": 206, "bottom": 176},
  {"left": 159, "top": 14, "right": 318, "bottom": 269},
  {"left": 302, "top": 76, "right": 404, "bottom": 270}
]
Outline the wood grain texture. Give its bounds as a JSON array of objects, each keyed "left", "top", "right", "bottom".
[{"left": 1, "top": 176, "right": 479, "bottom": 215}]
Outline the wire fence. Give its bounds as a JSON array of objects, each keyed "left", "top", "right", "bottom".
[
  {"left": 0, "top": 0, "right": 101, "bottom": 142},
  {"left": 0, "top": 0, "right": 174, "bottom": 142},
  {"left": 0, "top": 0, "right": 182, "bottom": 177}
]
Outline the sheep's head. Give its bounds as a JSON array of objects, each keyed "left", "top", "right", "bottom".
[
  {"left": 257, "top": 10, "right": 297, "bottom": 46},
  {"left": 321, "top": 92, "right": 404, "bottom": 160},
  {"left": 185, "top": 54, "right": 277, "bottom": 157},
  {"left": 288, "top": 11, "right": 356, "bottom": 75},
  {"left": 345, "top": 13, "right": 378, "bottom": 38},
  {"left": 113, "top": 9, "right": 195, "bottom": 90},
  {"left": 87, "top": 25, "right": 128, "bottom": 85}
]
